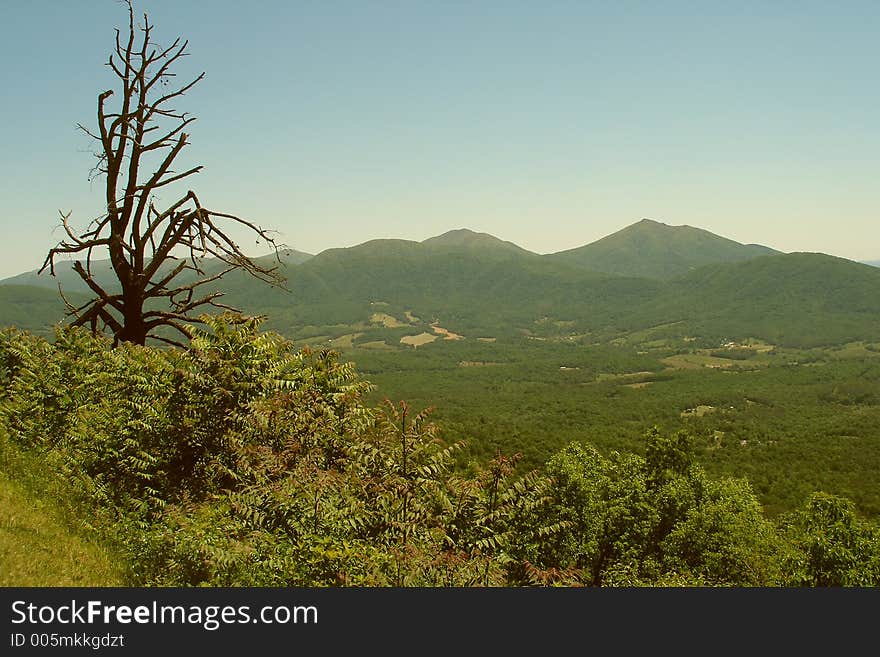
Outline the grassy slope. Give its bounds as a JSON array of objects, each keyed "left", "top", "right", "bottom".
[
  {"left": 0, "top": 472, "right": 123, "bottom": 586},
  {"left": 0, "top": 425, "right": 125, "bottom": 586}
]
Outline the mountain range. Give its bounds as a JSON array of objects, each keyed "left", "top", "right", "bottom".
[{"left": 2, "top": 219, "right": 879, "bottom": 348}]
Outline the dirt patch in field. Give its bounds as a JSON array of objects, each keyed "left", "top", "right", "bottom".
[
  {"left": 432, "top": 325, "right": 464, "bottom": 340},
  {"left": 400, "top": 333, "right": 438, "bottom": 348},
  {"left": 476, "top": 337, "right": 496, "bottom": 343},
  {"left": 404, "top": 311, "right": 421, "bottom": 323},
  {"left": 359, "top": 340, "right": 394, "bottom": 350},
  {"left": 624, "top": 382, "right": 652, "bottom": 389},
  {"left": 459, "top": 361, "right": 500, "bottom": 367}
]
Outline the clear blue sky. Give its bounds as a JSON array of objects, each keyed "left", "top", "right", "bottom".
[{"left": 1, "top": 1, "right": 878, "bottom": 277}]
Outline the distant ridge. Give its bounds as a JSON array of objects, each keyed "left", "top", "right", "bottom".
[
  {"left": 1, "top": 259, "right": 119, "bottom": 293},
  {"left": 1, "top": 248, "right": 314, "bottom": 294},
  {"left": 548, "top": 218, "right": 779, "bottom": 279},
  {"left": 248, "top": 247, "right": 314, "bottom": 270}
]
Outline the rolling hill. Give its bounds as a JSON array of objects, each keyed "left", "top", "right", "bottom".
[
  {"left": 637, "top": 252, "right": 880, "bottom": 347},
  {"left": 549, "top": 218, "right": 779, "bottom": 279}
]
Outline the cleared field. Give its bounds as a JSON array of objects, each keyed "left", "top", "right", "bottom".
[
  {"left": 400, "top": 332, "right": 438, "bottom": 348},
  {"left": 371, "top": 312, "right": 407, "bottom": 328},
  {"left": 742, "top": 339, "right": 776, "bottom": 353},
  {"left": 662, "top": 353, "right": 744, "bottom": 370},
  {"left": 328, "top": 332, "right": 363, "bottom": 348},
  {"left": 359, "top": 340, "right": 396, "bottom": 350},
  {"left": 825, "top": 342, "right": 880, "bottom": 360}
]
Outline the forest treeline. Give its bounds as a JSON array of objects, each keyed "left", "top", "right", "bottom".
[{"left": 1, "top": 316, "right": 878, "bottom": 586}]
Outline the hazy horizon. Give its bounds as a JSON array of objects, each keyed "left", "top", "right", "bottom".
[{"left": 1, "top": 1, "right": 878, "bottom": 278}]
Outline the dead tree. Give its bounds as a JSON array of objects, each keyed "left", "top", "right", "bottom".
[{"left": 40, "top": 1, "right": 283, "bottom": 347}]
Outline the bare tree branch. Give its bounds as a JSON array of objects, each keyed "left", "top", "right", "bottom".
[{"left": 41, "top": 0, "right": 286, "bottom": 347}]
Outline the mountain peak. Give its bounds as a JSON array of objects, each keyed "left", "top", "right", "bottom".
[
  {"left": 425, "top": 228, "right": 485, "bottom": 241},
  {"left": 422, "top": 229, "right": 533, "bottom": 255},
  {"left": 550, "top": 219, "right": 780, "bottom": 279},
  {"left": 630, "top": 218, "right": 693, "bottom": 231}
]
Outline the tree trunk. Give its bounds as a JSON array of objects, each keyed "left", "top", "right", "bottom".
[{"left": 119, "top": 293, "right": 147, "bottom": 345}]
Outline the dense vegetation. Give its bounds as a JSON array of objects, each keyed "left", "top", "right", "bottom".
[
  {"left": 1, "top": 318, "right": 877, "bottom": 586},
  {"left": 346, "top": 336, "right": 880, "bottom": 518}
]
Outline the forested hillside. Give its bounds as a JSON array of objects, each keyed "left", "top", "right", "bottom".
[{"left": 631, "top": 253, "right": 880, "bottom": 347}]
